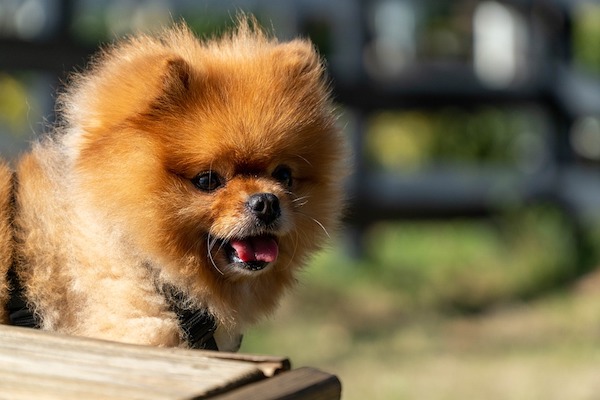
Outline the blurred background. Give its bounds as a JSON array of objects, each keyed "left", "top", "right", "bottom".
[{"left": 3, "top": 0, "right": 600, "bottom": 398}]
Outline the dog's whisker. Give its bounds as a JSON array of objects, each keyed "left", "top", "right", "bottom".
[
  {"left": 206, "top": 235, "right": 224, "bottom": 275},
  {"left": 294, "top": 154, "right": 312, "bottom": 167},
  {"left": 313, "top": 218, "right": 331, "bottom": 238},
  {"left": 291, "top": 195, "right": 309, "bottom": 203},
  {"left": 291, "top": 195, "right": 310, "bottom": 209},
  {"left": 208, "top": 235, "right": 221, "bottom": 253},
  {"left": 208, "top": 251, "right": 224, "bottom": 275},
  {"left": 282, "top": 230, "right": 300, "bottom": 271},
  {"left": 297, "top": 211, "right": 330, "bottom": 238}
]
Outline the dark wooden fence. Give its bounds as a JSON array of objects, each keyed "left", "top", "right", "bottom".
[{"left": 2, "top": 0, "right": 600, "bottom": 265}]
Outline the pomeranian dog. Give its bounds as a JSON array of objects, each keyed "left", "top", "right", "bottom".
[{"left": 0, "top": 16, "right": 346, "bottom": 351}]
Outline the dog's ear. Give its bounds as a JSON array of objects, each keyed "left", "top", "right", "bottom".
[
  {"left": 149, "top": 56, "right": 196, "bottom": 112},
  {"left": 165, "top": 57, "right": 192, "bottom": 93},
  {"left": 63, "top": 52, "right": 200, "bottom": 131},
  {"left": 273, "top": 40, "right": 324, "bottom": 81}
]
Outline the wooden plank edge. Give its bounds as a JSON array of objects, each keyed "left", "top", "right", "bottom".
[
  {"left": 204, "top": 367, "right": 342, "bottom": 400},
  {"left": 201, "top": 351, "right": 291, "bottom": 377},
  {"left": 0, "top": 325, "right": 290, "bottom": 397},
  {"left": 0, "top": 325, "right": 290, "bottom": 377}
]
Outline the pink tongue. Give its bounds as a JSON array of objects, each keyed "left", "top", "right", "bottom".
[{"left": 230, "top": 236, "right": 279, "bottom": 263}]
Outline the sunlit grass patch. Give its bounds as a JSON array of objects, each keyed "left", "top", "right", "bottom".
[{"left": 305, "top": 205, "right": 581, "bottom": 313}]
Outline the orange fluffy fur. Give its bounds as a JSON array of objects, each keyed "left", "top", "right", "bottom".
[{"left": 0, "top": 18, "right": 346, "bottom": 350}]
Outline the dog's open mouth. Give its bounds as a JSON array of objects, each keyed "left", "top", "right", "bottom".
[{"left": 223, "top": 235, "right": 279, "bottom": 271}]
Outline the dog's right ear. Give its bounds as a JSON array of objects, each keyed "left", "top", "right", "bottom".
[
  {"left": 61, "top": 50, "right": 201, "bottom": 132},
  {"left": 164, "top": 58, "right": 192, "bottom": 94},
  {"left": 150, "top": 56, "right": 197, "bottom": 113}
]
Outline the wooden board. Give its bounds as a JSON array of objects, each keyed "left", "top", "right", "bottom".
[
  {"left": 0, "top": 324, "right": 289, "bottom": 399},
  {"left": 209, "top": 367, "right": 342, "bottom": 400}
]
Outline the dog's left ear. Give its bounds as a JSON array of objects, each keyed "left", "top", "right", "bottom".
[{"left": 273, "top": 40, "right": 325, "bottom": 81}]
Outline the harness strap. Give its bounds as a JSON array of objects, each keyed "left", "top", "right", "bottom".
[
  {"left": 7, "top": 268, "right": 40, "bottom": 328},
  {"left": 164, "top": 285, "right": 219, "bottom": 350},
  {"left": 175, "top": 306, "right": 218, "bottom": 350},
  {"left": 6, "top": 172, "right": 37, "bottom": 328}
]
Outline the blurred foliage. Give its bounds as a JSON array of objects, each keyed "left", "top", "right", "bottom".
[
  {"left": 244, "top": 228, "right": 600, "bottom": 399},
  {"left": 312, "top": 205, "right": 586, "bottom": 314},
  {"left": 0, "top": 72, "right": 43, "bottom": 156},
  {"left": 0, "top": 73, "right": 30, "bottom": 133},
  {"left": 366, "top": 107, "right": 545, "bottom": 171},
  {"left": 300, "top": 16, "right": 333, "bottom": 59},
  {"left": 417, "top": 1, "right": 472, "bottom": 61},
  {"left": 573, "top": 2, "right": 600, "bottom": 74},
  {"left": 70, "top": 4, "right": 269, "bottom": 44}
]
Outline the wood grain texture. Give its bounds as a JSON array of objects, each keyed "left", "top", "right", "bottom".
[
  {"left": 207, "top": 367, "right": 342, "bottom": 400},
  {"left": 0, "top": 325, "right": 290, "bottom": 399}
]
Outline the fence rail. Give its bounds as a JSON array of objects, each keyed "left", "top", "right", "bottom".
[{"left": 2, "top": 0, "right": 600, "bottom": 245}]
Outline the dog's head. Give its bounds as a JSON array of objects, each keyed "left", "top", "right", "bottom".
[{"left": 66, "top": 19, "right": 347, "bottom": 319}]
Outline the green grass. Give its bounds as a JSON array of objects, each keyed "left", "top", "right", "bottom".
[{"left": 241, "top": 207, "right": 600, "bottom": 399}]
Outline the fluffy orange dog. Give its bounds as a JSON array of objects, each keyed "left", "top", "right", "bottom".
[{"left": 0, "top": 17, "right": 345, "bottom": 351}]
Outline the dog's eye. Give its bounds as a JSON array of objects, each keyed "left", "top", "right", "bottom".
[
  {"left": 191, "top": 171, "right": 223, "bottom": 192},
  {"left": 272, "top": 165, "right": 293, "bottom": 188}
]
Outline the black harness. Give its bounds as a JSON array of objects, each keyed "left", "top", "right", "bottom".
[
  {"left": 4, "top": 173, "right": 36, "bottom": 329},
  {"left": 7, "top": 269, "right": 219, "bottom": 350},
  {"left": 175, "top": 307, "right": 218, "bottom": 350},
  {"left": 7, "top": 268, "right": 39, "bottom": 328},
  {"left": 164, "top": 287, "right": 219, "bottom": 350}
]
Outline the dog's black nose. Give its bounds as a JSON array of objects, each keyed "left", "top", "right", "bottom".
[{"left": 248, "top": 193, "right": 281, "bottom": 225}]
